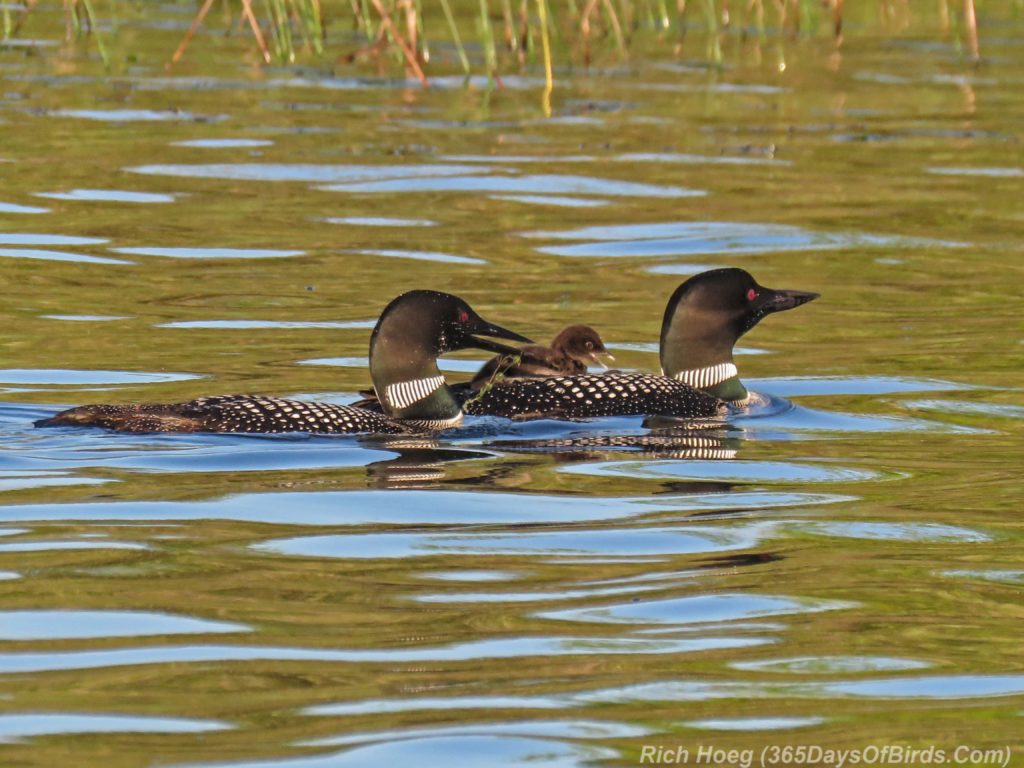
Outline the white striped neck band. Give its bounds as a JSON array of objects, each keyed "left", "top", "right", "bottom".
[
  {"left": 673, "top": 362, "right": 738, "bottom": 389},
  {"left": 384, "top": 375, "right": 447, "bottom": 411}
]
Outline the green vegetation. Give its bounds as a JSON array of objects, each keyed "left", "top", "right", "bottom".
[{"left": 3, "top": 0, "right": 993, "bottom": 85}]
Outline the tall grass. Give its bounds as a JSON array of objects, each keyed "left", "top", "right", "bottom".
[{"left": 3, "top": 0, "right": 990, "bottom": 84}]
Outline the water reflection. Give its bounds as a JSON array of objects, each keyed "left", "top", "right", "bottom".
[
  {"left": 349, "top": 248, "right": 487, "bottom": 265},
  {"left": 111, "top": 247, "right": 304, "bottom": 259},
  {"left": 304, "top": 695, "right": 567, "bottom": 716},
  {"left": 0, "top": 369, "right": 200, "bottom": 385},
  {"left": 927, "top": 166, "right": 1023, "bottom": 178},
  {"left": 298, "top": 356, "right": 479, "bottom": 371},
  {"left": 943, "top": 569, "right": 1024, "bottom": 585},
  {"left": 159, "top": 320, "right": 375, "bottom": 330},
  {"left": 42, "top": 314, "right": 129, "bottom": 322},
  {"left": 365, "top": 445, "right": 495, "bottom": 488},
  {"left": 0, "top": 233, "right": 107, "bottom": 246},
  {"left": 0, "top": 713, "right": 229, "bottom": 742},
  {"left": 525, "top": 221, "right": 955, "bottom": 258},
  {"left": 53, "top": 109, "right": 223, "bottom": 122},
  {"left": 491, "top": 195, "right": 610, "bottom": 208},
  {"left": 732, "top": 656, "right": 932, "bottom": 674},
  {"left": 0, "top": 610, "right": 249, "bottom": 639},
  {"left": 735, "top": 402, "right": 981, "bottom": 434},
  {"left": 684, "top": 716, "right": 825, "bottom": 731},
  {"left": 0, "top": 473, "right": 111, "bottom": 492},
  {"left": 563, "top": 460, "right": 878, "bottom": 484},
  {"left": 172, "top": 139, "right": 273, "bottom": 148},
  {"left": 178, "top": 733, "right": 618, "bottom": 768},
  {"left": 489, "top": 430, "right": 741, "bottom": 460},
  {"left": 441, "top": 154, "right": 597, "bottom": 164},
  {"left": 750, "top": 376, "right": 971, "bottom": 397},
  {"left": 301, "top": 719, "right": 648, "bottom": 747},
  {"left": 322, "top": 174, "right": 702, "bottom": 198},
  {"left": 0, "top": 635, "right": 771, "bottom": 674},
  {"left": 0, "top": 248, "right": 130, "bottom": 265},
  {"left": 583, "top": 674, "right": 1024, "bottom": 703},
  {"left": 538, "top": 594, "right": 851, "bottom": 625},
  {"left": 326, "top": 216, "right": 436, "bottom": 227},
  {"left": 36, "top": 189, "right": 177, "bottom": 203},
  {"left": 790, "top": 521, "right": 991, "bottom": 543},
  {"left": 0, "top": 540, "right": 147, "bottom": 552},
  {"left": 128, "top": 163, "right": 491, "bottom": 183},
  {"left": 904, "top": 399, "right": 1024, "bottom": 419},
  {"left": 0, "top": 201, "right": 49, "bottom": 214},
  {"left": 257, "top": 524, "right": 771, "bottom": 560},
  {"left": 0, "top": 489, "right": 821, "bottom": 526},
  {"left": 422, "top": 570, "right": 519, "bottom": 582},
  {"left": 615, "top": 152, "right": 789, "bottom": 166}
]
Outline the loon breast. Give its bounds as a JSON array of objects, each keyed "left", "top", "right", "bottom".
[{"left": 463, "top": 372, "right": 725, "bottom": 421}]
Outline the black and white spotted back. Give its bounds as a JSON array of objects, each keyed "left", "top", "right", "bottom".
[
  {"left": 37, "top": 395, "right": 414, "bottom": 434},
  {"left": 463, "top": 372, "right": 725, "bottom": 420},
  {"left": 187, "top": 396, "right": 413, "bottom": 433}
]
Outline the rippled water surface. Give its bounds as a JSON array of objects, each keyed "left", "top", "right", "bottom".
[{"left": 1, "top": 5, "right": 1023, "bottom": 767}]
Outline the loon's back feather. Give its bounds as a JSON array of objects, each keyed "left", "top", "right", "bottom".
[
  {"left": 36, "top": 395, "right": 413, "bottom": 434},
  {"left": 469, "top": 347, "right": 586, "bottom": 389},
  {"left": 463, "top": 372, "right": 725, "bottom": 421}
]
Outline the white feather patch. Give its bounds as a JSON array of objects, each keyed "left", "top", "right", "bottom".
[
  {"left": 384, "top": 375, "right": 446, "bottom": 410},
  {"left": 673, "top": 362, "right": 738, "bottom": 389}
]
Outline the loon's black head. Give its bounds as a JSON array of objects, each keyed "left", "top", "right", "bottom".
[
  {"left": 551, "top": 324, "right": 614, "bottom": 368},
  {"left": 370, "top": 290, "right": 532, "bottom": 421},
  {"left": 659, "top": 268, "right": 818, "bottom": 401}
]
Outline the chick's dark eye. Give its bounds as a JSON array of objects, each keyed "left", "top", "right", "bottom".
[
  {"left": 585, "top": 341, "right": 594, "bottom": 350},
  {"left": 746, "top": 288, "right": 757, "bottom": 301}
]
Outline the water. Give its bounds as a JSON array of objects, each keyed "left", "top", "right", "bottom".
[{"left": 1, "top": 5, "right": 1023, "bottom": 767}]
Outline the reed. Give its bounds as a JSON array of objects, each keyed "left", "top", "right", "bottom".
[
  {"left": 439, "top": 0, "right": 471, "bottom": 76},
  {"left": 5, "top": 0, "right": 991, "bottom": 86}
]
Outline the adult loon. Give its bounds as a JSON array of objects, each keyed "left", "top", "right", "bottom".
[
  {"left": 658, "top": 267, "right": 818, "bottom": 401},
  {"left": 462, "top": 268, "right": 818, "bottom": 420},
  {"left": 468, "top": 324, "right": 613, "bottom": 390},
  {"left": 35, "top": 291, "right": 531, "bottom": 434}
]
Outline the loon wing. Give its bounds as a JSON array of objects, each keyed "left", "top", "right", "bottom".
[
  {"left": 36, "top": 395, "right": 412, "bottom": 434},
  {"left": 464, "top": 372, "right": 725, "bottom": 421}
]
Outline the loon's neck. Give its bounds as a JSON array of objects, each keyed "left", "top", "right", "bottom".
[
  {"left": 660, "top": 298, "right": 747, "bottom": 401},
  {"left": 661, "top": 333, "right": 747, "bottom": 402},
  {"left": 669, "top": 361, "right": 748, "bottom": 402},
  {"left": 363, "top": 289, "right": 534, "bottom": 424},
  {"left": 371, "top": 359, "right": 461, "bottom": 421},
  {"left": 706, "top": 374, "right": 748, "bottom": 402},
  {"left": 368, "top": 296, "right": 465, "bottom": 422}
]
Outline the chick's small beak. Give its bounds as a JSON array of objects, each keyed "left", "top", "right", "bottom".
[{"left": 590, "top": 350, "right": 616, "bottom": 370}]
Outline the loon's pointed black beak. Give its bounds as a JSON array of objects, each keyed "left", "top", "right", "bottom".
[
  {"left": 764, "top": 288, "right": 820, "bottom": 313},
  {"left": 466, "top": 318, "right": 533, "bottom": 356}
]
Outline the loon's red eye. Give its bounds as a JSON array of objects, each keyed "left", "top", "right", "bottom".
[
  {"left": 458, "top": 309, "right": 470, "bottom": 324},
  {"left": 746, "top": 288, "right": 757, "bottom": 301}
]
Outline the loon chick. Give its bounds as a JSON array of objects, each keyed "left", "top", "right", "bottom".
[
  {"left": 35, "top": 291, "right": 531, "bottom": 434},
  {"left": 462, "top": 268, "right": 817, "bottom": 421},
  {"left": 468, "top": 324, "right": 613, "bottom": 390}
]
